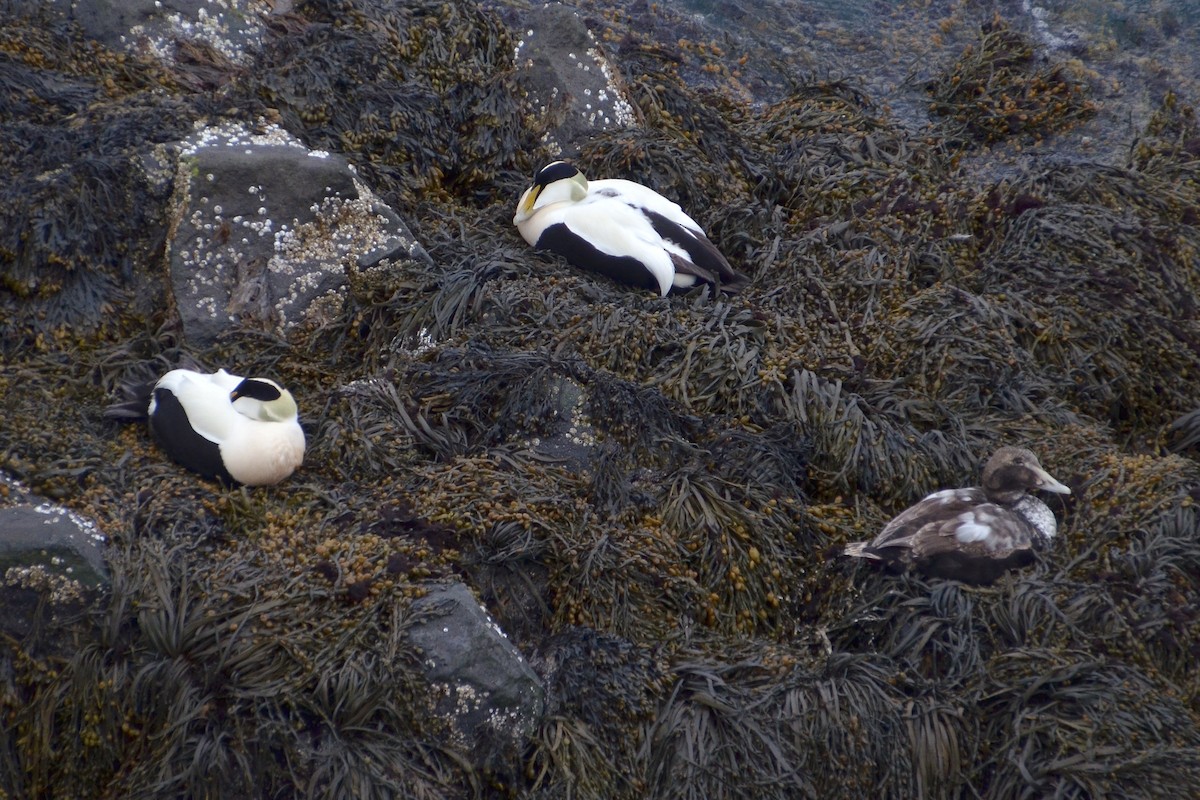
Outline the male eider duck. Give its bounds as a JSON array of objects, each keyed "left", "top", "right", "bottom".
[
  {"left": 843, "top": 447, "right": 1071, "bottom": 584},
  {"left": 106, "top": 367, "right": 305, "bottom": 486},
  {"left": 513, "top": 161, "right": 749, "bottom": 296}
]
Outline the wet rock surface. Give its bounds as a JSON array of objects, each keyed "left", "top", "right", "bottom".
[
  {"left": 408, "top": 582, "right": 545, "bottom": 757},
  {"left": 506, "top": 2, "right": 638, "bottom": 158},
  {"left": 0, "top": 472, "right": 107, "bottom": 642}
]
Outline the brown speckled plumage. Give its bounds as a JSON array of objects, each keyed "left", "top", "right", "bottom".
[{"left": 844, "top": 447, "right": 1071, "bottom": 583}]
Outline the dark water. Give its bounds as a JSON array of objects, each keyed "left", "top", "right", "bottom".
[{"left": 662, "top": 0, "right": 1200, "bottom": 176}]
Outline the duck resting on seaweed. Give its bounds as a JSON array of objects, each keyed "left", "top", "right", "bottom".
[
  {"left": 513, "top": 161, "right": 749, "bottom": 297},
  {"left": 843, "top": 447, "right": 1071, "bottom": 584},
  {"left": 106, "top": 366, "right": 306, "bottom": 486}
]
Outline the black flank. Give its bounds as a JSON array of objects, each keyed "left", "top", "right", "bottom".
[
  {"left": 537, "top": 222, "right": 661, "bottom": 292},
  {"left": 150, "top": 387, "right": 236, "bottom": 484}
]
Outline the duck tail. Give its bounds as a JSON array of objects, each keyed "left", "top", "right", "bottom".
[
  {"left": 103, "top": 374, "right": 155, "bottom": 422},
  {"left": 718, "top": 270, "right": 751, "bottom": 294},
  {"left": 843, "top": 541, "right": 881, "bottom": 560},
  {"left": 104, "top": 353, "right": 210, "bottom": 422}
]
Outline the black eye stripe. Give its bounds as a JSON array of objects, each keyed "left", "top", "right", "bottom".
[
  {"left": 232, "top": 379, "right": 282, "bottom": 402},
  {"left": 535, "top": 161, "right": 580, "bottom": 187}
]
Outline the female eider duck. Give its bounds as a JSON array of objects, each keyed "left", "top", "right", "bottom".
[
  {"left": 843, "top": 447, "right": 1071, "bottom": 584},
  {"left": 106, "top": 367, "right": 305, "bottom": 486},
  {"left": 513, "top": 161, "right": 749, "bottom": 296}
]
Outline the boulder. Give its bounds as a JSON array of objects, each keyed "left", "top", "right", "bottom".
[
  {"left": 0, "top": 472, "right": 108, "bottom": 641},
  {"left": 52, "top": 0, "right": 269, "bottom": 67},
  {"left": 407, "top": 582, "right": 545, "bottom": 761},
  {"left": 509, "top": 2, "right": 639, "bottom": 158},
  {"left": 167, "top": 121, "right": 431, "bottom": 347}
]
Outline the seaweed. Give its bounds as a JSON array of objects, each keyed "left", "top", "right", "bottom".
[
  {"left": 9, "top": 539, "right": 466, "bottom": 798},
  {"left": 242, "top": 0, "right": 540, "bottom": 206},
  {"left": 0, "top": 8, "right": 200, "bottom": 347},
  {"left": 926, "top": 17, "right": 1096, "bottom": 145},
  {"left": 4, "top": 0, "right": 1200, "bottom": 796},
  {"left": 973, "top": 650, "right": 1200, "bottom": 797}
]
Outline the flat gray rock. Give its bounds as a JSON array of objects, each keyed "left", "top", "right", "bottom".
[{"left": 407, "top": 582, "right": 545, "bottom": 752}]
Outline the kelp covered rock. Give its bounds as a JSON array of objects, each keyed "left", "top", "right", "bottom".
[
  {"left": 243, "top": 0, "right": 542, "bottom": 204},
  {"left": 3, "top": 0, "right": 1200, "bottom": 798},
  {"left": 926, "top": 18, "right": 1096, "bottom": 145}
]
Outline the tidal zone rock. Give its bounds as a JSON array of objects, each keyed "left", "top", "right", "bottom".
[
  {"left": 166, "top": 121, "right": 431, "bottom": 347},
  {"left": 0, "top": 472, "right": 107, "bottom": 642},
  {"left": 407, "top": 582, "right": 545, "bottom": 765}
]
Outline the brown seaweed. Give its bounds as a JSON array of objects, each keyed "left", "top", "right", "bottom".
[{"left": 3, "top": 3, "right": 1200, "bottom": 798}]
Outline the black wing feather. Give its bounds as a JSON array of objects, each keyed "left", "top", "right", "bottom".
[
  {"left": 535, "top": 222, "right": 661, "bottom": 291},
  {"left": 150, "top": 387, "right": 235, "bottom": 484},
  {"left": 642, "top": 209, "right": 748, "bottom": 291}
]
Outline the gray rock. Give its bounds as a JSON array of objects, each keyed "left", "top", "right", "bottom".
[
  {"left": 167, "top": 121, "right": 431, "bottom": 347},
  {"left": 0, "top": 472, "right": 108, "bottom": 640},
  {"left": 0, "top": 505, "right": 107, "bottom": 586},
  {"left": 407, "top": 582, "right": 545, "bottom": 754},
  {"left": 510, "top": 2, "right": 639, "bottom": 158},
  {"left": 52, "top": 0, "right": 270, "bottom": 66}
]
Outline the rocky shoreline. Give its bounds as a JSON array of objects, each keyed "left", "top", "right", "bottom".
[{"left": 2, "top": 0, "right": 1200, "bottom": 797}]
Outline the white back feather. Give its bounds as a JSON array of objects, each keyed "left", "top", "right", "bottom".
[
  {"left": 587, "top": 178, "right": 704, "bottom": 234},
  {"left": 154, "top": 369, "right": 245, "bottom": 443}
]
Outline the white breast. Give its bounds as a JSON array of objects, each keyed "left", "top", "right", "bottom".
[
  {"left": 219, "top": 418, "right": 306, "bottom": 486},
  {"left": 1014, "top": 495, "right": 1058, "bottom": 544}
]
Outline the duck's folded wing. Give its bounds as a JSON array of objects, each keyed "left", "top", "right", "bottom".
[
  {"left": 164, "top": 372, "right": 240, "bottom": 443},
  {"left": 563, "top": 196, "right": 667, "bottom": 254},
  {"left": 869, "top": 489, "right": 982, "bottom": 550},
  {"left": 910, "top": 503, "right": 1034, "bottom": 560},
  {"left": 589, "top": 179, "right": 698, "bottom": 227},
  {"left": 642, "top": 212, "right": 746, "bottom": 289}
]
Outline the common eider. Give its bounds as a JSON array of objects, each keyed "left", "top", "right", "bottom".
[
  {"left": 843, "top": 447, "right": 1071, "bottom": 584},
  {"left": 106, "top": 367, "right": 305, "bottom": 486},
  {"left": 513, "top": 161, "right": 749, "bottom": 296}
]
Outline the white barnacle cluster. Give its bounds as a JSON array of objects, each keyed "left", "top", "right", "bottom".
[
  {"left": 181, "top": 120, "right": 306, "bottom": 157},
  {"left": 390, "top": 327, "right": 438, "bottom": 358},
  {"left": 564, "top": 392, "right": 596, "bottom": 448},
  {"left": 33, "top": 501, "right": 107, "bottom": 547},
  {"left": 553, "top": 378, "right": 597, "bottom": 448},
  {"left": 485, "top": 704, "right": 525, "bottom": 734},
  {"left": 586, "top": 45, "right": 636, "bottom": 128},
  {"left": 122, "top": 0, "right": 266, "bottom": 66},
  {"left": 177, "top": 121, "right": 365, "bottom": 327},
  {"left": 265, "top": 186, "right": 397, "bottom": 333},
  {"left": 453, "top": 683, "right": 486, "bottom": 715},
  {"left": 564, "top": 33, "right": 635, "bottom": 129},
  {"left": 4, "top": 564, "right": 86, "bottom": 605},
  {"left": 182, "top": 201, "right": 235, "bottom": 318},
  {"left": 512, "top": 27, "right": 535, "bottom": 68},
  {"left": 270, "top": 193, "right": 394, "bottom": 272},
  {"left": 539, "top": 130, "right": 563, "bottom": 158}
]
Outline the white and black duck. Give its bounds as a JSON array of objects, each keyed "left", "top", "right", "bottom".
[
  {"left": 107, "top": 367, "right": 306, "bottom": 486},
  {"left": 513, "top": 161, "right": 749, "bottom": 296},
  {"left": 843, "top": 446, "right": 1071, "bottom": 584}
]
